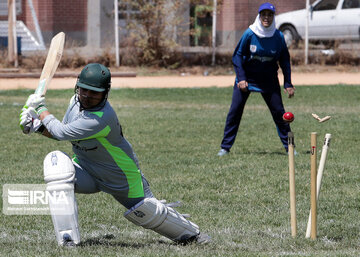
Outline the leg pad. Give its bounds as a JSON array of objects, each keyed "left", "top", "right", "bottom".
[
  {"left": 124, "top": 198, "right": 199, "bottom": 242},
  {"left": 44, "top": 151, "right": 80, "bottom": 245}
]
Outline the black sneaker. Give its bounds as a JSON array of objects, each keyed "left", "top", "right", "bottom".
[{"left": 62, "top": 233, "right": 76, "bottom": 247}]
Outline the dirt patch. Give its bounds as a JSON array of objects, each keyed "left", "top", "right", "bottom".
[
  {"left": 0, "top": 65, "right": 359, "bottom": 90},
  {"left": 0, "top": 73, "right": 359, "bottom": 90}
]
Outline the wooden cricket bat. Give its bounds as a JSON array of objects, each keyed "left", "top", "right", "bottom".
[
  {"left": 23, "top": 32, "right": 65, "bottom": 134},
  {"left": 34, "top": 32, "right": 65, "bottom": 96}
]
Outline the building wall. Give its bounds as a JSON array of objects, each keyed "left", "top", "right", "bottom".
[
  {"left": 18, "top": 0, "right": 87, "bottom": 45},
  {"left": 87, "top": 0, "right": 114, "bottom": 48},
  {"left": 217, "top": 0, "right": 308, "bottom": 49},
  {"left": 1, "top": 0, "right": 314, "bottom": 50}
]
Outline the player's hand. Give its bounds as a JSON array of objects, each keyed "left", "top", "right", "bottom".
[
  {"left": 20, "top": 107, "right": 39, "bottom": 134},
  {"left": 284, "top": 87, "right": 295, "bottom": 98},
  {"left": 20, "top": 107, "right": 32, "bottom": 134},
  {"left": 237, "top": 80, "right": 248, "bottom": 92},
  {"left": 24, "top": 94, "right": 48, "bottom": 114},
  {"left": 25, "top": 94, "right": 45, "bottom": 108},
  {"left": 19, "top": 107, "right": 42, "bottom": 134}
]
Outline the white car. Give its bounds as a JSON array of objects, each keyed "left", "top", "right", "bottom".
[{"left": 276, "top": 0, "right": 360, "bottom": 46}]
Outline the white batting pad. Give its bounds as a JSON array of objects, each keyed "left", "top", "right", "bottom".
[
  {"left": 44, "top": 151, "right": 75, "bottom": 184},
  {"left": 44, "top": 151, "right": 80, "bottom": 245},
  {"left": 124, "top": 198, "right": 199, "bottom": 242}
]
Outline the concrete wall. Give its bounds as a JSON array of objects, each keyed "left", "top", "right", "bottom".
[
  {"left": 175, "top": 0, "right": 191, "bottom": 46},
  {"left": 87, "top": 0, "right": 114, "bottom": 48}
]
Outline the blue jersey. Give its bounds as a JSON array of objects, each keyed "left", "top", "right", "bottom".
[{"left": 232, "top": 28, "right": 293, "bottom": 92}]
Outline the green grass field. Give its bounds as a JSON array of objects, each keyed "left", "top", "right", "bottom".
[{"left": 1, "top": 85, "right": 360, "bottom": 256}]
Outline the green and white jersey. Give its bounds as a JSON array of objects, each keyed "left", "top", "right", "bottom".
[{"left": 42, "top": 96, "right": 145, "bottom": 198}]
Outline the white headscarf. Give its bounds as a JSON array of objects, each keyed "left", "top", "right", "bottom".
[{"left": 249, "top": 14, "right": 276, "bottom": 38}]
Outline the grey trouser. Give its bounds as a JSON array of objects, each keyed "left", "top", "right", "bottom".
[{"left": 73, "top": 162, "right": 154, "bottom": 209}]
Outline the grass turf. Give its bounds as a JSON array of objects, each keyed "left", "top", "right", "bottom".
[{"left": 0, "top": 84, "right": 359, "bottom": 256}]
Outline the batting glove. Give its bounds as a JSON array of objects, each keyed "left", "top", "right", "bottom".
[
  {"left": 24, "top": 94, "right": 48, "bottom": 115},
  {"left": 19, "top": 107, "right": 43, "bottom": 134}
]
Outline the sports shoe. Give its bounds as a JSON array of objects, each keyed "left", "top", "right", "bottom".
[
  {"left": 178, "top": 232, "right": 211, "bottom": 245},
  {"left": 62, "top": 233, "right": 76, "bottom": 247},
  {"left": 217, "top": 149, "right": 229, "bottom": 156},
  {"left": 194, "top": 232, "right": 211, "bottom": 244},
  {"left": 287, "top": 150, "right": 298, "bottom": 156}
]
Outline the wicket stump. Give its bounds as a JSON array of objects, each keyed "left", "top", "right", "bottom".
[
  {"left": 288, "top": 132, "right": 297, "bottom": 237},
  {"left": 306, "top": 133, "right": 332, "bottom": 238},
  {"left": 310, "top": 132, "right": 317, "bottom": 240}
]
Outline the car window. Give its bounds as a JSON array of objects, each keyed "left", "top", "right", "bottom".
[
  {"left": 313, "top": 0, "right": 339, "bottom": 10},
  {"left": 342, "top": 0, "right": 360, "bottom": 8}
]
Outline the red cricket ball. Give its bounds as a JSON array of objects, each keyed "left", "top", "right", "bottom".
[{"left": 283, "top": 112, "right": 294, "bottom": 123}]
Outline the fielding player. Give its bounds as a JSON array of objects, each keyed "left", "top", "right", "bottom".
[
  {"left": 19, "top": 63, "right": 210, "bottom": 246},
  {"left": 217, "top": 2, "right": 295, "bottom": 156}
]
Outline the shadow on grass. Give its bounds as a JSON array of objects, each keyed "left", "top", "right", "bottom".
[
  {"left": 79, "top": 234, "right": 171, "bottom": 248},
  {"left": 256, "top": 151, "right": 286, "bottom": 156},
  {"left": 239, "top": 151, "right": 286, "bottom": 156}
]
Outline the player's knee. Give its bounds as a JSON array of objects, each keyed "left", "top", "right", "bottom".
[{"left": 44, "top": 150, "right": 75, "bottom": 184}]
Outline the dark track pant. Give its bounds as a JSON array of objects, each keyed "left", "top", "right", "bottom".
[{"left": 220, "top": 83, "right": 291, "bottom": 152}]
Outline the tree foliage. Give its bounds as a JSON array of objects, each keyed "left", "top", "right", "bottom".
[{"left": 119, "top": 0, "right": 223, "bottom": 67}]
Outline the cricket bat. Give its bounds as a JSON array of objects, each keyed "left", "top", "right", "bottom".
[
  {"left": 34, "top": 32, "right": 65, "bottom": 96},
  {"left": 23, "top": 32, "right": 65, "bottom": 134}
]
